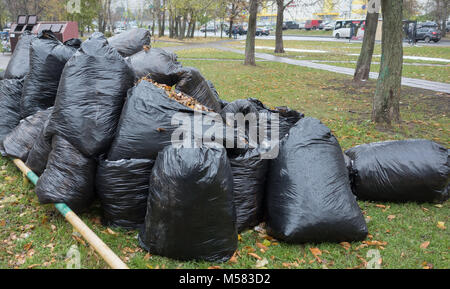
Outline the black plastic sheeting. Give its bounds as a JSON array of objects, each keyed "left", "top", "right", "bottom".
[
  {"left": 4, "top": 31, "right": 35, "bottom": 79},
  {"left": 108, "top": 28, "right": 151, "bottom": 57},
  {"left": 0, "top": 79, "right": 23, "bottom": 146},
  {"left": 3, "top": 108, "right": 52, "bottom": 161},
  {"left": 265, "top": 117, "right": 368, "bottom": 243},
  {"left": 49, "top": 33, "right": 135, "bottom": 157},
  {"left": 128, "top": 48, "right": 182, "bottom": 85},
  {"left": 25, "top": 118, "right": 52, "bottom": 175},
  {"left": 229, "top": 149, "right": 269, "bottom": 233},
  {"left": 108, "top": 80, "right": 230, "bottom": 161},
  {"left": 139, "top": 145, "right": 237, "bottom": 262},
  {"left": 21, "top": 31, "right": 77, "bottom": 118},
  {"left": 0, "top": 71, "right": 4, "bottom": 80},
  {"left": 176, "top": 67, "right": 222, "bottom": 112},
  {"left": 63, "top": 38, "right": 82, "bottom": 49},
  {"left": 96, "top": 158, "right": 155, "bottom": 230},
  {"left": 345, "top": 139, "right": 449, "bottom": 203},
  {"left": 36, "top": 136, "right": 96, "bottom": 214}
]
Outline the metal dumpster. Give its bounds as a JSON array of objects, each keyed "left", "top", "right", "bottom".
[{"left": 10, "top": 15, "right": 79, "bottom": 53}]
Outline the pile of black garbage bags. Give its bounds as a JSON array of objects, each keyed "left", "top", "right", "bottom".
[{"left": 0, "top": 28, "right": 448, "bottom": 263}]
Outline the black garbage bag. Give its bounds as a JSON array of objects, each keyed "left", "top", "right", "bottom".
[
  {"left": 128, "top": 48, "right": 182, "bottom": 86},
  {"left": 3, "top": 108, "right": 52, "bottom": 161},
  {"left": 248, "top": 98, "right": 303, "bottom": 140},
  {"left": 206, "top": 80, "right": 228, "bottom": 109},
  {"left": 0, "top": 79, "right": 24, "bottom": 145},
  {"left": 108, "top": 80, "right": 229, "bottom": 161},
  {"left": 25, "top": 118, "right": 52, "bottom": 175},
  {"left": 230, "top": 149, "right": 269, "bottom": 233},
  {"left": 0, "top": 71, "right": 4, "bottom": 80},
  {"left": 4, "top": 31, "right": 35, "bottom": 79},
  {"left": 139, "top": 145, "right": 237, "bottom": 262},
  {"left": 96, "top": 158, "right": 155, "bottom": 230},
  {"left": 49, "top": 33, "right": 135, "bottom": 157},
  {"left": 21, "top": 31, "right": 78, "bottom": 118},
  {"left": 108, "top": 28, "right": 151, "bottom": 57},
  {"left": 176, "top": 67, "right": 222, "bottom": 112},
  {"left": 265, "top": 117, "right": 368, "bottom": 243},
  {"left": 63, "top": 38, "right": 82, "bottom": 49},
  {"left": 35, "top": 136, "right": 96, "bottom": 213},
  {"left": 345, "top": 139, "right": 449, "bottom": 203}
]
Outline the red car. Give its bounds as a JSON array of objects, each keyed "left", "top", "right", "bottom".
[{"left": 305, "top": 20, "right": 323, "bottom": 30}]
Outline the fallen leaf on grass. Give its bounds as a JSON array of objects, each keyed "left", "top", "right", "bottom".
[
  {"left": 420, "top": 241, "right": 430, "bottom": 249},
  {"left": 23, "top": 242, "right": 33, "bottom": 251},
  {"left": 0, "top": 220, "right": 5, "bottom": 227},
  {"left": 434, "top": 204, "right": 443, "bottom": 208},
  {"left": 422, "top": 262, "right": 433, "bottom": 269},
  {"left": 228, "top": 252, "right": 238, "bottom": 264},
  {"left": 208, "top": 266, "right": 221, "bottom": 269},
  {"left": 248, "top": 252, "right": 262, "bottom": 260},
  {"left": 256, "top": 242, "right": 268, "bottom": 252},
  {"left": 262, "top": 239, "right": 271, "bottom": 247},
  {"left": 339, "top": 242, "right": 351, "bottom": 251},
  {"left": 375, "top": 204, "right": 386, "bottom": 209},
  {"left": 309, "top": 248, "right": 322, "bottom": 257},
  {"left": 106, "top": 228, "right": 118, "bottom": 235},
  {"left": 144, "top": 253, "right": 151, "bottom": 261},
  {"left": 437, "top": 221, "right": 446, "bottom": 230},
  {"left": 387, "top": 215, "right": 396, "bottom": 221}
]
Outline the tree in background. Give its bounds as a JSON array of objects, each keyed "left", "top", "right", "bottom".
[
  {"left": 66, "top": 0, "right": 98, "bottom": 37},
  {"left": 353, "top": 0, "right": 380, "bottom": 82},
  {"left": 274, "top": 0, "right": 294, "bottom": 53},
  {"left": 373, "top": 0, "right": 403, "bottom": 125},
  {"left": 245, "top": 0, "right": 258, "bottom": 66},
  {"left": 429, "top": 0, "right": 449, "bottom": 37},
  {"left": 226, "top": 0, "right": 247, "bottom": 38}
]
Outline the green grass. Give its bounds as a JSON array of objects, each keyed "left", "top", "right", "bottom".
[
  {"left": 279, "top": 29, "right": 333, "bottom": 37},
  {"left": 176, "top": 48, "right": 245, "bottom": 60},
  {"left": 0, "top": 51, "right": 449, "bottom": 269}
]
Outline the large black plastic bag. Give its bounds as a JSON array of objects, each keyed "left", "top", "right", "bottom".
[
  {"left": 108, "top": 28, "right": 151, "bottom": 57},
  {"left": 265, "top": 117, "right": 368, "bottom": 243},
  {"left": 108, "top": 80, "right": 229, "bottom": 161},
  {"left": 49, "top": 33, "right": 135, "bottom": 157},
  {"left": 0, "top": 79, "right": 24, "bottom": 145},
  {"left": 25, "top": 118, "right": 52, "bottom": 175},
  {"left": 4, "top": 31, "right": 35, "bottom": 79},
  {"left": 21, "top": 31, "right": 77, "bottom": 118},
  {"left": 3, "top": 108, "right": 52, "bottom": 161},
  {"left": 230, "top": 149, "right": 269, "bottom": 233},
  {"left": 248, "top": 98, "right": 303, "bottom": 140},
  {"left": 139, "top": 145, "right": 237, "bottom": 262},
  {"left": 128, "top": 48, "right": 182, "bottom": 85},
  {"left": 36, "top": 136, "right": 96, "bottom": 213},
  {"left": 0, "top": 71, "right": 4, "bottom": 80},
  {"left": 96, "top": 158, "right": 154, "bottom": 230},
  {"left": 345, "top": 139, "right": 449, "bottom": 203},
  {"left": 176, "top": 67, "right": 222, "bottom": 112}
]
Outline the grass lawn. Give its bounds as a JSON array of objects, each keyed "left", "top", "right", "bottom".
[
  {"left": 279, "top": 29, "right": 333, "bottom": 37},
  {"left": 0, "top": 50, "right": 449, "bottom": 269}
]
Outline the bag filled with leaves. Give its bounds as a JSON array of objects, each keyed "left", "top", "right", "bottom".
[
  {"left": 229, "top": 149, "right": 269, "bottom": 233},
  {"left": 0, "top": 79, "right": 24, "bottom": 146},
  {"left": 3, "top": 31, "right": 35, "bottom": 79},
  {"left": 96, "top": 157, "right": 155, "bottom": 230},
  {"left": 21, "top": 31, "right": 78, "bottom": 118},
  {"left": 128, "top": 47, "right": 182, "bottom": 86},
  {"left": 176, "top": 67, "right": 222, "bottom": 112},
  {"left": 25, "top": 118, "right": 52, "bottom": 175},
  {"left": 36, "top": 136, "right": 96, "bottom": 213},
  {"left": 345, "top": 139, "right": 449, "bottom": 203},
  {"left": 49, "top": 33, "right": 135, "bottom": 157},
  {"left": 108, "top": 79, "right": 229, "bottom": 161},
  {"left": 265, "top": 117, "right": 368, "bottom": 243},
  {"left": 108, "top": 28, "right": 151, "bottom": 57},
  {"left": 139, "top": 145, "right": 237, "bottom": 262},
  {"left": 3, "top": 108, "right": 52, "bottom": 161}
]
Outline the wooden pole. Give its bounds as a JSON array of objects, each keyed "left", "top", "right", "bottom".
[{"left": 12, "top": 159, "right": 129, "bottom": 269}]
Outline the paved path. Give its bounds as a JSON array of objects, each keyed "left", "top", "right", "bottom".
[{"left": 163, "top": 41, "right": 450, "bottom": 94}]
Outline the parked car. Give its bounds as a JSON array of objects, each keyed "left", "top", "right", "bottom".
[
  {"left": 200, "top": 25, "right": 217, "bottom": 33},
  {"left": 415, "top": 27, "right": 441, "bottom": 43},
  {"left": 417, "top": 21, "right": 438, "bottom": 29},
  {"left": 284, "top": 21, "right": 300, "bottom": 29},
  {"left": 256, "top": 27, "right": 270, "bottom": 36},
  {"left": 225, "top": 25, "right": 247, "bottom": 36},
  {"left": 333, "top": 20, "right": 365, "bottom": 39},
  {"left": 323, "top": 21, "right": 335, "bottom": 31},
  {"left": 298, "top": 21, "right": 306, "bottom": 30},
  {"left": 305, "top": 20, "right": 323, "bottom": 30}
]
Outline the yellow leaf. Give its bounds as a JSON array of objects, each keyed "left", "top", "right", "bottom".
[
  {"left": 262, "top": 239, "right": 271, "bottom": 247},
  {"left": 437, "top": 221, "right": 446, "bottom": 230}
]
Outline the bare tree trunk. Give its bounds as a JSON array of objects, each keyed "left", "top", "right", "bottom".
[
  {"left": 354, "top": 12, "right": 379, "bottom": 82},
  {"left": 155, "top": 0, "right": 161, "bottom": 37},
  {"left": 229, "top": 18, "right": 234, "bottom": 39},
  {"left": 373, "top": 0, "right": 403, "bottom": 125},
  {"left": 275, "top": 0, "right": 285, "bottom": 53},
  {"left": 245, "top": 0, "right": 258, "bottom": 66}
]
